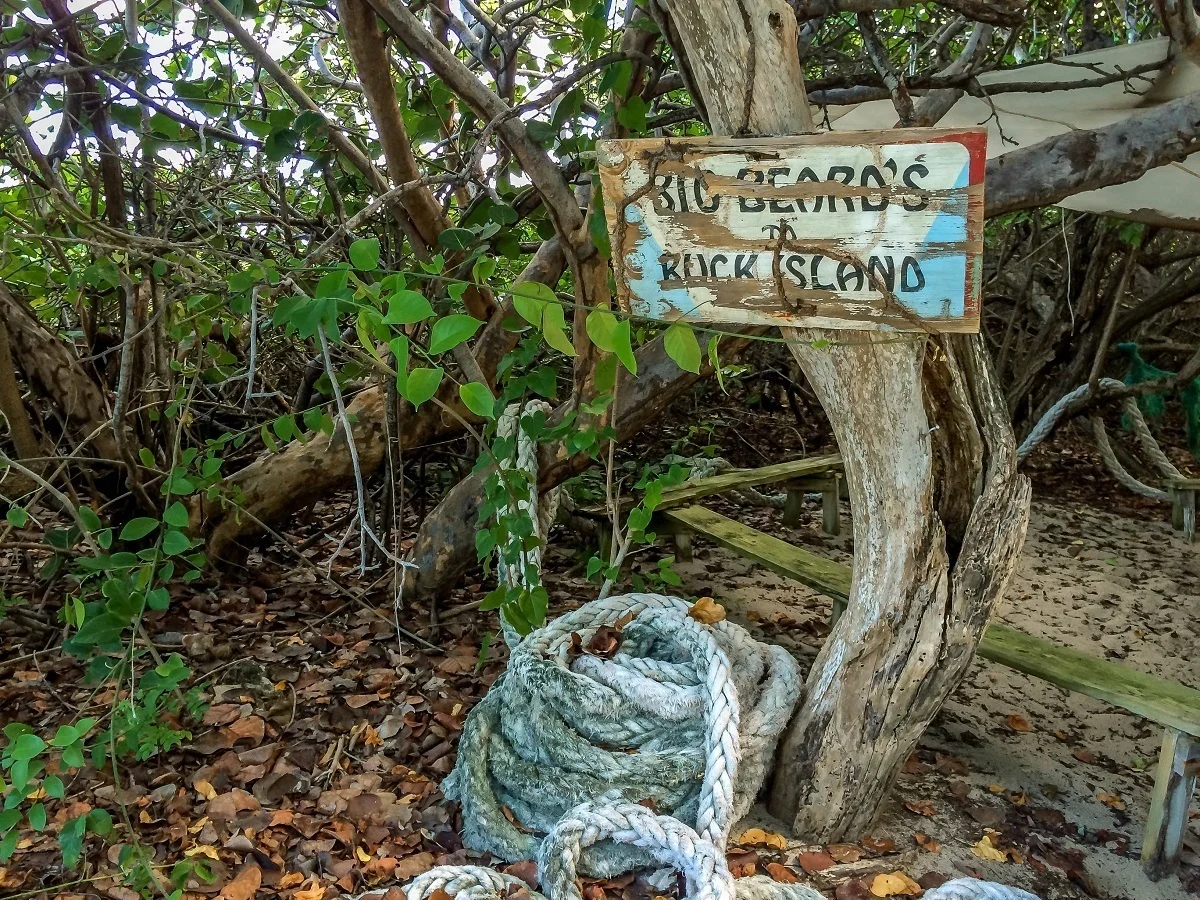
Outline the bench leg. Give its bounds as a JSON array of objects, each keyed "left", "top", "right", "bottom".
[
  {"left": 830, "top": 595, "right": 847, "bottom": 626},
  {"left": 1183, "top": 489, "right": 1196, "bottom": 543},
  {"left": 1141, "top": 728, "right": 1198, "bottom": 879},
  {"left": 674, "top": 530, "right": 693, "bottom": 562},
  {"left": 783, "top": 489, "right": 803, "bottom": 527},
  {"left": 822, "top": 483, "right": 840, "bottom": 536}
]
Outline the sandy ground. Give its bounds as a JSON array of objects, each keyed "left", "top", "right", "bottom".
[{"left": 662, "top": 495, "right": 1200, "bottom": 899}]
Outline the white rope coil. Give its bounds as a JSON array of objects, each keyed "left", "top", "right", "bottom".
[
  {"left": 442, "top": 592, "right": 803, "bottom": 875},
  {"left": 923, "top": 879, "right": 1041, "bottom": 900}
]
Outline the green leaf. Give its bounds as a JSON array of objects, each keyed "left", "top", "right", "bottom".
[
  {"left": 5, "top": 506, "right": 28, "bottom": 527},
  {"left": 664, "top": 322, "right": 701, "bottom": 374},
  {"left": 9, "top": 733, "right": 45, "bottom": 761},
  {"left": 0, "top": 829, "right": 16, "bottom": 862},
  {"left": 49, "top": 724, "right": 79, "bottom": 747},
  {"left": 78, "top": 506, "right": 102, "bottom": 533},
  {"left": 382, "top": 291, "right": 434, "bottom": 325},
  {"left": 438, "top": 228, "right": 476, "bottom": 251},
  {"left": 119, "top": 518, "right": 159, "bottom": 542},
  {"left": 472, "top": 255, "right": 497, "bottom": 283},
  {"left": 403, "top": 367, "right": 444, "bottom": 408},
  {"left": 315, "top": 268, "right": 349, "bottom": 299},
  {"left": 542, "top": 303, "right": 576, "bottom": 357},
  {"left": 161, "top": 529, "right": 191, "bottom": 556},
  {"left": 428, "top": 315, "right": 484, "bottom": 355},
  {"left": 390, "top": 335, "right": 410, "bottom": 395},
  {"left": 73, "top": 612, "right": 126, "bottom": 647},
  {"left": 349, "top": 237, "right": 381, "bottom": 271},
  {"left": 59, "top": 815, "right": 86, "bottom": 868},
  {"left": 612, "top": 320, "right": 637, "bottom": 375},
  {"left": 585, "top": 310, "right": 618, "bottom": 352},
  {"left": 459, "top": 382, "right": 495, "bottom": 419},
  {"left": 616, "top": 95, "right": 648, "bottom": 132},
  {"left": 163, "top": 502, "right": 189, "bottom": 529},
  {"left": 512, "top": 281, "right": 557, "bottom": 327},
  {"left": 87, "top": 808, "right": 114, "bottom": 836},
  {"left": 42, "top": 774, "right": 65, "bottom": 799},
  {"left": 708, "top": 334, "right": 726, "bottom": 393},
  {"left": 28, "top": 802, "right": 46, "bottom": 832},
  {"left": 61, "top": 742, "right": 85, "bottom": 769}
]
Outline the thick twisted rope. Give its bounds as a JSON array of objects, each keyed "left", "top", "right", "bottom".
[
  {"left": 1018, "top": 378, "right": 1182, "bottom": 502},
  {"left": 665, "top": 455, "right": 788, "bottom": 509}
]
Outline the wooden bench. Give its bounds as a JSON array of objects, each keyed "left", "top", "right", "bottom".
[
  {"left": 654, "top": 498, "right": 1200, "bottom": 877},
  {"left": 1166, "top": 476, "right": 1199, "bottom": 542}
]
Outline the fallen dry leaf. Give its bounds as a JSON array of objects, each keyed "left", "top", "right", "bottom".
[
  {"left": 766, "top": 862, "right": 798, "bottom": 884},
  {"left": 970, "top": 834, "right": 1007, "bottom": 862},
  {"left": 913, "top": 833, "right": 940, "bottom": 854},
  {"left": 294, "top": 878, "right": 327, "bottom": 900},
  {"left": 394, "top": 851, "right": 436, "bottom": 880},
  {"left": 1073, "top": 748, "right": 1097, "bottom": 764},
  {"left": 903, "top": 799, "right": 936, "bottom": 817},
  {"left": 277, "top": 873, "right": 306, "bottom": 890},
  {"left": 727, "top": 849, "right": 758, "bottom": 877},
  {"left": 827, "top": 844, "right": 864, "bottom": 863},
  {"left": 794, "top": 850, "right": 835, "bottom": 873},
  {"left": 185, "top": 844, "right": 220, "bottom": 860},
  {"left": 226, "top": 716, "right": 265, "bottom": 744},
  {"left": 860, "top": 835, "right": 895, "bottom": 855},
  {"left": 869, "top": 871, "right": 921, "bottom": 897},
  {"left": 219, "top": 865, "right": 262, "bottom": 900},
  {"left": 1097, "top": 792, "right": 1126, "bottom": 810},
  {"left": 194, "top": 779, "right": 217, "bottom": 801},
  {"left": 835, "top": 879, "right": 874, "bottom": 900},
  {"left": 736, "top": 828, "right": 786, "bottom": 850},
  {"left": 688, "top": 597, "right": 726, "bottom": 625},
  {"left": 1006, "top": 714, "right": 1032, "bottom": 733}
]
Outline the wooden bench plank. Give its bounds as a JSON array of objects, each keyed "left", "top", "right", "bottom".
[
  {"left": 657, "top": 454, "right": 844, "bottom": 511},
  {"left": 1165, "top": 477, "right": 1200, "bottom": 489},
  {"left": 662, "top": 504, "right": 1200, "bottom": 736},
  {"left": 978, "top": 624, "right": 1200, "bottom": 737},
  {"left": 657, "top": 506, "right": 851, "bottom": 601}
]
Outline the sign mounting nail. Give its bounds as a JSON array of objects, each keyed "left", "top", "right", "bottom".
[{"left": 596, "top": 128, "right": 986, "bottom": 333}]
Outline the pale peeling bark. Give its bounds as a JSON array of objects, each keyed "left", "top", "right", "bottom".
[
  {"left": 659, "top": 0, "right": 1030, "bottom": 841},
  {"left": 985, "top": 91, "right": 1200, "bottom": 218}
]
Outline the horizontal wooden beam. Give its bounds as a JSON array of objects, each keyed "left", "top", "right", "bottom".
[{"left": 661, "top": 503, "right": 1200, "bottom": 736}]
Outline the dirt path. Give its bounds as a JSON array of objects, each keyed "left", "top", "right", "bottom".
[{"left": 668, "top": 497, "right": 1200, "bottom": 899}]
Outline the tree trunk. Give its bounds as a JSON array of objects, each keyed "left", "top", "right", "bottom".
[
  {"left": 658, "top": 0, "right": 1031, "bottom": 841},
  {"left": 0, "top": 283, "right": 120, "bottom": 464}
]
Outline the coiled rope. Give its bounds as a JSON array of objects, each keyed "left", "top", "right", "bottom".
[
  {"left": 404, "top": 403, "right": 1041, "bottom": 900},
  {"left": 1018, "top": 378, "right": 1182, "bottom": 502},
  {"left": 664, "top": 455, "right": 788, "bottom": 509}
]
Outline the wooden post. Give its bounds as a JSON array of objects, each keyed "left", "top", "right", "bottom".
[
  {"left": 1142, "top": 728, "right": 1199, "bottom": 878},
  {"left": 1166, "top": 478, "right": 1198, "bottom": 542},
  {"left": 783, "top": 488, "right": 804, "bottom": 527},
  {"left": 822, "top": 474, "right": 841, "bottom": 536},
  {"left": 625, "top": 0, "right": 1029, "bottom": 843},
  {"left": 674, "top": 530, "right": 694, "bottom": 562}
]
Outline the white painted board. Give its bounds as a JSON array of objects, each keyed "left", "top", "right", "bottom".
[{"left": 597, "top": 129, "right": 985, "bottom": 332}]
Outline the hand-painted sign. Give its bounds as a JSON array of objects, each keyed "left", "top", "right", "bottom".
[{"left": 596, "top": 128, "right": 985, "bottom": 332}]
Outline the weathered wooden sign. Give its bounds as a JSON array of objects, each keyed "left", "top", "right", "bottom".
[{"left": 596, "top": 128, "right": 986, "bottom": 332}]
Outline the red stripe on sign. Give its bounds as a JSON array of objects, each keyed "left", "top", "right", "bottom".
[{"left": 927, "top": 128, "right": 988, "bottom": 183}]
